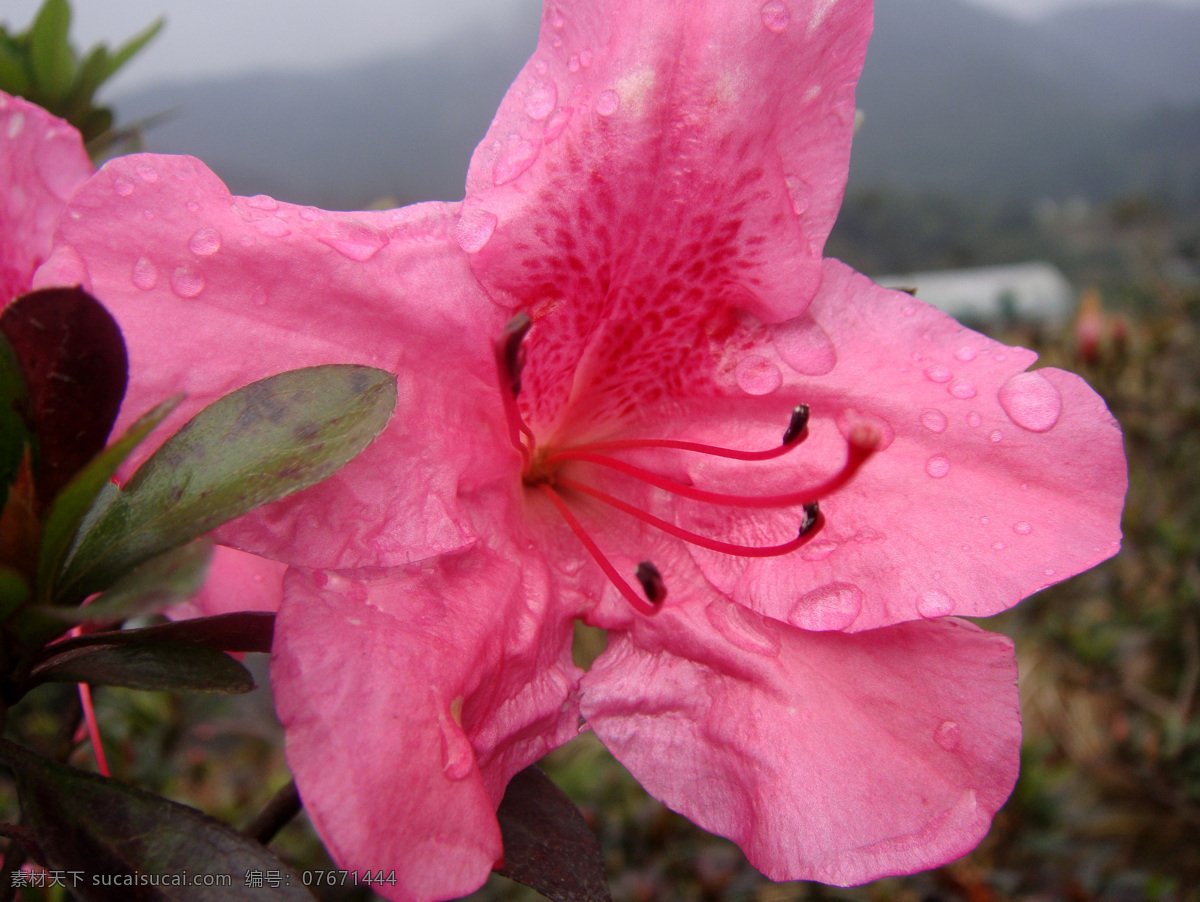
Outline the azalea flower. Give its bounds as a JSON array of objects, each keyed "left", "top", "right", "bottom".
[
  {"left": 0, "top": 91, "right": 92, "bottom": 303},
  {"left": 37, "top": 0, "right": 1126, "bottom": 898}
]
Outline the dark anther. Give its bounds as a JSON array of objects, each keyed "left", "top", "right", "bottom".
[
  {"left": 635, "top": 561, "right": 667, "bottom": 605},
  {"left": 799, "top": 502, "right": 821, "bottom": 537},
  {"left": 782, "top": 404, "right": 811, "bottom": 445},
  {"left": 499, "top": 312, "right": 533, "bottom": 397}
]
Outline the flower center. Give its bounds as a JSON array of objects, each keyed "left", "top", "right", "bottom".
[{"left": 493, "top": 314, "right": 878, "bottom": 616}]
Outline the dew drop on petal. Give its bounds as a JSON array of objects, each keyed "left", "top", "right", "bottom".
[
  {"left": 980, "top": 516, "right": 990, "bottom": 525},
  {"left": 925, "top": 454, "right": 951, "bottom": 478},
  {"left": 580, "top": 49, "right": 594, "bottom": 67},
  {"left": 784, "top": 175, "right": 811, "bottom": 215},
  {"left": 934, "top": 720, "right": 962, "bottom": 751},
  {"left": 533, "top": 59, "right": 548, "bottom": 75},
  {"left": 543, "top": 106, "right": 574, "bottom": 142},
  {"left": 453, "top": 209, "right": 498, "bottom": 253},
  {"left": 6, "top": 112, "right": 24, "bottom": 139},
  {"left": 493, "top": 138, "right": 539, "bottom": 185},
  {"left": 525, "top": 80, "right": 557, "bottom": 120},
  {"left": 761, "top": 0, "right": 791, "bottom": 32},
  {"left": 567, "top": 54, "right": 580, "bottom": 73},
  {"left": 989, "top": 429, "right": 1003, "bottom": 443},
  {"left": 772, "top": 315, "right": 836, "bottom": 375},
  {"left": 246, "top": 194, "right": 279, "bottom": 211},
  {"left": 113, "top": 178, "right": 134, "bottom": 197},
  {"left": 1014, "top": 521, "right": 1032, "bottom": 535},
  {"left": 1044, "top": 568, "right": 1055, "bottom": 577},
  {"left": 967, "top": 411, "right": 982, "bottom": 428},
  {"left": 131, "top": 257, "right": 158, "bottom": 290},
  {"left": 314, "top": 219, "right": 389, "bottom": 261},
  {"left": 735, "top": 355, "right": 782, "bottom": 395},
  {"left": 993, "top": 541, "right": 1007, "bottom": 551},
  {"left": 256, "top": 218, "right": 291, "bottom": 238},
  {"left": 299, "top": 206, "right": 319, "bottom": 221},
  {"left": 188, "top": 227, "right": 222, "bottom": 256},
  {"left": 33, "top": 131, "right": 82, "bottom": 199},
  {"left": 920, "top": 409, "right": 948, "bottom": 433},
  {"left": 924, "top": 364, "right": 952, "bottom": 383},
  {"left": 902, "top": 303, "right": 918, "bottom": 317},
  {"left": 185, "top": 201, "right": 200, "bottom": 213},
  {"left": 595, "top": 90, "right": 620, "bottom": 116},
  {"left": 706, "top": 601, "right": 781, "bottom": 657},
  {"left": 954, "top": 346, "right": 978, "bottom": 362},
  {"left": 134, "top": 161, "right": 158, "bottom": 183},
  {"left": 917, "top": 589, "right": 954, "bottom": 618},
  {"left": 998, "top": 371, "right": 1063, "bottom": 432},
  {"left": 949, "top": 379, "right": 977, "bottom": 400},
  {"left": 439, "top": 719, "right": 475, "bottom": 781},
  {"left": 170, "top": 265, "right": 205, "bottom": 298},
  {"left": 788, "top": 582, "right": 862, "bottom": 632}
]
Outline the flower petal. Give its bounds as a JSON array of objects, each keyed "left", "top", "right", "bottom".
[
  {"left": 462, "top": 0, "right": 872, "bottom": 434},
  {"left": 1, "top": 92, "right": 91, "bottom": 302},
  {"left": 581, "top": 601, "right": 1020, "bottom": 885},
  {"left": 273, "top": 545, "right": 583, "bottom": 902},
  {"left": 682, "top": 259, "right": 1127, "bottom": 630},
  {"left": 169, "top": 545, "right": 286, "bottom": 620},
  {"left": 39, "top": 154, "right": 511, "bottom": 569}
]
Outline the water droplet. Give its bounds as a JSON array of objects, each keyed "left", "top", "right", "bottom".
[
  {"left": 188, "top": 227, "right": 222, "bottom": 256},
  {"left": 568, "top": 53, "right": 581, "bottom": 73},
  {"left": 735, "top": 355, "right": 782, "bottom": 395},
  {"left": 533, "top": 59, "right": 548, "bottom": 75},
  {"left": 170, "top": 265, "right": 205, "bottom": 298},
  {"left": 543, "top": 107, "right": 573, "bottom": 142},
  {"left": 1014, "top": 521, "right": 1032, "bottom": 535},
  {"left": 131, "top": 257, "right": 158, "bottom": 290},
  {"left": 595, "top": 90, "right": 620, "bottom": 116},
  {"left": 788, "top": 582, "right": 862, "bottom": 632},
  {"left": 954, "top": 346, "right": 978, "bottom": 362},
  {"left": 948, "top": 379, "right": 977, "bottom": 400},
  {"left": 525, "top": 80, "right": 557, "bottom": 120},
  {"left": 980, "top": 516, "right": 990, "bottom": 525},
  {"left": 772, "top": 315, "right": 836, "bottom": 375},
  {"left": 925, "top": 454, "right": 951, "bottom": 478},
  {"left": 256, "top": 218, "right": 291, "bottom": 237},
  {"left": 989, "top": 429, "right": 1003, "bottom": 443},
  {"left": 924, "top": 364, "right": 952, "bottom": 383},
  {"left": 246, "top": 194, "right": 278, "bottom": 211},
  {"left": 998, "top": 371, "right": 1063, "bottom": 433},
  {"left": 113, "top": 178, "right": 133, "bottom": 197},
  {"left": 761, "top": 0, "right": 791, "bottom": 31},
  {"left": 185, "top": 201, "right": 200, "bottom": 213},
  {"left": 237, "top": 234, "right": 256, "bottom": 248},
  {"left": 493, "top": 138, "right": 539, "bottom": 185},
  {"left": 800, "top": 540, "right": 837, "bottom": 561},
  {"left": 142, "top": 209, "right": 155, "bottom": 220},
  {"left": 994, "top": 351, "right": 1008, "bottom": 361},
  {"left": 967, "top": 412, "right": 982, "bottom": 428},
  {"left": 1044, "top": 568, "right": 1055, "bottom": 577},
  {"left": 784, "top": 175, "right": 811, "bottom": 215},
  {"left": 580, "top": 49, "right": 594, "bottom": 67},
  {"left": 705, "top": 601, "right": 781, "bottom": 656},
  {"left": 6, "top": 112, "right": 24, "bottom": 139},
  {"left": 934, "top": 720, "right": 961, "bottom": 751},
  {"left": 920, "top": 409, "right": 948, "bottom": 433},
  {"left": 917, "top": 589, "right": 954, "bottom": 618},
  {"left": 299, "top": 206, "right": 319, "bottom": 221},
  {"left": 134, "top": 161, "right": 159, "bottom": 183},
  {"left": 902, "top": 304, "right": 918, "bottom": 317},
  {"left": 314, "top": 219, "right": 389, "bottom": 261},
  {"left": 453, "top": 209, "right": 498, "bottom": 253},
  {"left": 992, "top": 541, "right": 1007, "bottom": 551},
  {"left": 550, "top": 5, "right": 565, "bottom": 28}
]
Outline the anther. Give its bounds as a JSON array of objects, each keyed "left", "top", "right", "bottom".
[
  {"left": 799, "top": 502, "right": 820, "bottom": 537},
  {"left": 497, "top": 312, "right": 533, "bottom": 397},
  {"left": 782, "top": 404, "right": 810, "bottom": 446},
  {"left": 635, "top": 561, "right": 667, "bottom": 604}
]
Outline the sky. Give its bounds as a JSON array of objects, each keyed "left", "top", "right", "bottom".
[{"left": 5, "top": 0, "right": 1199, "bottom": 95}]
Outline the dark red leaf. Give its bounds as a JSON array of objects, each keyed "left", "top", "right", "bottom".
[
  {"left": 0, "top": 287, "right": 127, "bottom": 502},
  {"left": 0, "top": 821, "right": 48, "bottom": 866},
  {"left": 38, "top": 612, "right": 276, "bottom": 657},
  {"left": 495, "top": 766, "right": 611, "bottom": 902}
]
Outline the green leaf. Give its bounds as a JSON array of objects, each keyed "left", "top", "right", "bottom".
[
  {"left": 0, "top": 738, "right": 316, "bottom": 901},
  {"left": 0, "top": 332, "right": 31, "bottom": 497},
  {"left": 0, "top": 565, "right": 30, "bottom": 622},
  {"left": 58, "top": 365, "right": 396, "bottom": 601},
  {"left": 27, "top": 0, "right": 75, "bottom": 104},
  {"left": 31, "top": 539, "right": 213, "bottom": 626},
  {"left": 0, "top": 37, "right": 31, "bottom": 95},
  {"left": 37, "top": 396, "right": 181, "bottom": 604},
  {"left": 29, "top": 641, "right": 254, "bottom": 694},
  {"left": 101, "top": 16, "right": 163, "bottom": 84}
]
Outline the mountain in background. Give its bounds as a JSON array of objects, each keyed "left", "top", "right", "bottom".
[{"left": 112, "top": 0, "right": 1200, "bottom": 211}]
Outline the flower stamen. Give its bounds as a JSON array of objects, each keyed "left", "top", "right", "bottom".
[{"left": 493, "top": 313, "right": 537, "bottom": 466}]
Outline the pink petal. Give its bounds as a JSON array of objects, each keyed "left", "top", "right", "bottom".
[
  {"left": 273, "top": 548, "right": 582, "bottom": 902},
  {"left": 462, "top": 0, "right": 872, "bottom": 434},
  {"left": 0, "top": 92, "right": 91, "bottom": 302},
  {"left": 680, "top": 259, "right": 1126, "bottom": 630},
  {"left": 581, "top": 600, "right": 1020, "bottom": 885},
  {"left": 169, "top": 545, "right": 286, "bottom": 620},
  {"left": 39, "top": 154, "right": 511, "bottom": 569}
]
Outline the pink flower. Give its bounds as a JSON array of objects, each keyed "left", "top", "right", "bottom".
[
  {"left": 1, "top": 91, "right": 92, "bottom": 302},
  {"left": 37, "top": 0, "right": 1126, "bottom": 898}
]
